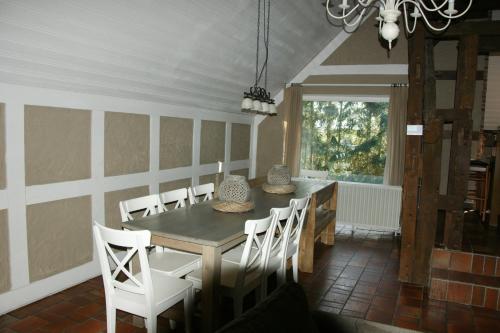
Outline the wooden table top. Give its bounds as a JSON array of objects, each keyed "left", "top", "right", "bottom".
[{"left": 123, "top": 179, "right": 331, "bottom": 248}]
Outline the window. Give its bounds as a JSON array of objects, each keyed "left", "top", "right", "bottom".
[{"left": 300, "top": 99, "right": 389, "bottom": 184}]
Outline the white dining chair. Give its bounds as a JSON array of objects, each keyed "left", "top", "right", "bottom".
[
  {"left": 119, "top": 195, "right": 201, "bottom": 278},
  {"left": 93, "top": 223, "right": 194, "bottom": 333},
  {"left": 223, "top": 206, "right": 294, "bottom": 297},
  {"left": 288, "top": 196, "right": 310, "bottom": 282},
  {"left": 160, "top": 188, "right": 188, "bottom": 210},
  {"left": 119, "top": 194, "right": 165, "bottom": 222},
  {"left": 185, "top": 215, "right": 277, "bottom": 317},
  {"left": 187, "top": 183, "right": 214, "bottom": 205}
]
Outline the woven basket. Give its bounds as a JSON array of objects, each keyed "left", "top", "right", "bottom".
[
  {"left": 212, "top": 200, "right": 255, "bottom": 213},
  {"left": 262, "top": 183, "right": 296, "bottom": 194}
]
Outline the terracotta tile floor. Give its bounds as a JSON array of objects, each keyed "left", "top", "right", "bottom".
[
  {"left": 302, "top": 225, "right": 500, "bottom": 333},
  {"left": 2, "top": 225, "right": 500, "bottom": 333}
]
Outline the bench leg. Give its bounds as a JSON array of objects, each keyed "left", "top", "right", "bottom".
[
  {"left": 299, "top": 232, "right": 314, "bottom": 274},
  {"left": 320, "top": 221, "right": 335, "bottom": 246}
]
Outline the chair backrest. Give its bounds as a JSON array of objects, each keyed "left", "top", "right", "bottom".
[
  {"left": 289, "top": 196, "right": 310, "bottom": 247},
  {"left": 235, "top": 215, "right": 276, "bottom": 288},
  {"left": 160, "top": 188, "right": 188, "bottom": 210},
  {"left": 299, "top": 169, "right": 328, "bottom": 180},
  {"left": 188, "top": 183, "right": 214, "bottom": 205},
  {"left": 268, "top": 206, "right": 295, "bottom": 261},
  {"left": 119, "top": 194, "right": 164, "bottom": 222},
  {"left": 93, "top": 222, "right": 153, "bottom": 306}
]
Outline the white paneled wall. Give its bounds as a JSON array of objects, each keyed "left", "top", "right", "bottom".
[{"left": 0, "top": 82, "right": 255, "bottom": 314}]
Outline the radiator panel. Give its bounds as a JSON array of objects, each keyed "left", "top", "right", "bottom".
[{"left": 336, "top": 181, "right": 402, "bottom": 231}]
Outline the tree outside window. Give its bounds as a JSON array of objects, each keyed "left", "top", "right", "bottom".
[{"left": 300, "top": 100, "right": 389, "bottom": 184}]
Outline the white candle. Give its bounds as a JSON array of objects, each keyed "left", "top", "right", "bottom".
[{"left": 218, "top": 161, "right": 222, "bottom": 173}]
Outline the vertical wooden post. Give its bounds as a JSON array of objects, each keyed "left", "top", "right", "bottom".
[
  {"left": 444, "top": 35, "right": 478, "bottom": 249},
  {"left": 399, "top": 24, "right": 425, "bottom": 283},
  {"left": 413, "top": 39, "right": 442, "bottom": 285}
]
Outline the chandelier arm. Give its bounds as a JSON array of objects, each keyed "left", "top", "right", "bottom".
[
  {"left": 396, "top": 0, "right": 448, "bottom": 12},
  {"left": 417, "top": 9, "right": 452, "bottom": 31},
  {"left": 432, "top": 0, "right": 474, "bottom": 19},
  {"left": 326, "top": 0, "right": 362, "bottom": 20},
  {"left": 397, "top": 0, "right": 470, "bottom": 22},
  {"left": 343, "top": 7, "right": 369, "bottom": 27},
  {"left": 402, "top": 2, "right": 417, "bottom": 34}
]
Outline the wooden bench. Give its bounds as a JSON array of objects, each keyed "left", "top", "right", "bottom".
[{"left": 299, "top": 182, "right": 338, "bottom": 273}]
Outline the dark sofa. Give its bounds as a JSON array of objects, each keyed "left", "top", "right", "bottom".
[{"left": 216, "top": 282, "right": 355, "bottom": 333}]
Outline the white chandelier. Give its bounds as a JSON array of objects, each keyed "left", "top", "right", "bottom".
[
  {"left": 325, "top": 0, "right": 473, "bottom": 49},
  {"left": 241, "top": 0, "right": 277, "bottom": 116}
]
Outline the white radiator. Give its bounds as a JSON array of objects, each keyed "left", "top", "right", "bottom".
[{"left": 336, "top": 181, "right": 402, "bottom": 231}]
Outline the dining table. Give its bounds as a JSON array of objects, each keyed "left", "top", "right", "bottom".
[{"left": 123, "top": 179, "right": 333, "bottom": 333}]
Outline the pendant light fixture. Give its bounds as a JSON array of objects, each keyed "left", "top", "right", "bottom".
[{"left": 241, "top": 0, "right": 277, "bottom": 116}]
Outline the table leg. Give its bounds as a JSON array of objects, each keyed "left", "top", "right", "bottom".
[{"left": 201, "top": 245, "right": 222, "bottom": 333}]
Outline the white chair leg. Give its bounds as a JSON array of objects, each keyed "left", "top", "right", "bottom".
[
  {"left": 292, "top": 253, "right": 299, "bottom": 283},
  {"left": 106, "top": 306, "right": 116, "bottom": 333},
  {"left": 184, "top": 288, "right": 193, "bottom": 333},
  {"left": 145, "top": 317, "right": 157, "bottom": 333}
]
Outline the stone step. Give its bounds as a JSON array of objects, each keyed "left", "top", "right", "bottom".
[{"left": 429, "top": 248, "right": 500, "bottom": 310}]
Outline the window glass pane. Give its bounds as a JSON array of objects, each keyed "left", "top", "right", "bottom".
[{"left": 300, "top": 100, "right": 389, "bottom": 184}]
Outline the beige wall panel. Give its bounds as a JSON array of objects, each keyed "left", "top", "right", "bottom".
[
  {"left": 159, "top": 178, "right": 192, "bottom": 193},
  {"left": 436, "top": 81, "right": 455, "bottom": 109},
  {"left": 159, "top": 116, "right": 193, "bottom": 170},
  {"left": 434, "top": 41, "right": 458, "bottom": 71},
  {"left": 105, "top": 112, "right": 150, "bottom": 176},
  {"left": 0, "top": 210, "right": 10, "bottom": 293},
  {"left": 302, "top": 86, "right": 390, "bottom": 96},
  {"left": 303, "top": 75, "right": 408, "bottom": 85},
  {"left": 0, "top": 104, "right": 5, "bottom": 189},
  {"left": 27, "top": 196, "right": 92, "bottom": 282},
  {"left": 24, "top": 105, "right": 91, "bottom": 186},
  {"left": 104, "top": 186, "right": 149, "bottom": 230},
  {"left": 230, "top": 123, "right": 250, "bottom": 161},
  {"left": 200, "top": 173, "right": 224, "bottom": 185},
  {"left": 230, "top": 168, "right": 249, "bottom": 179},
  {"left": 322, "top": 14, "right": 407, "bottom": 65},
  {"left": 200, "top": 120, "right": 225, "bottom": 164},
  {"left": 256, "top": 104, "right": 284, "bottom": 177}
]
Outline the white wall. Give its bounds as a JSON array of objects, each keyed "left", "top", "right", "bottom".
[{"left": 0, "top": 82, "right": 254, "bottom": 314}]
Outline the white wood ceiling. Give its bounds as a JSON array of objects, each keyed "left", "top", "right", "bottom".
[{"left": 0, "top": 0, "right": 341, "bottom": 113}]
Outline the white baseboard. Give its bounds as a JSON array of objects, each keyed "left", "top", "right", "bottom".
[{"left": 0, "top": 260, "right": 101, "bottom": 315}]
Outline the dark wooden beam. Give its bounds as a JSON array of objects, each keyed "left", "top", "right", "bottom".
[
  {"left": 438, "top": 195, "right": 463, "bottom": 211},
  {"left": 414, "top": 37, "right": 441, "bottom": 285},
  {"left": 443, "top": 21, "right": 500, "bottom": 38},
  {"left": 444, "top": 35, "right": 479, "bottom": 249},
  {"left": 479, "top": 36, "right": 500, "bottom": 54},
  {"left": 435, "top": 71, "right": 484, "bottom": 81},
  {"left": 399, "top": 24, "right": 425, "bottom": 283}
]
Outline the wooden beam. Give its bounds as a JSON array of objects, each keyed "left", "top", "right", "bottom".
[
  {"left": 438, "top": 195, "right": 463, "bottom": 211},
  {"left": 443, "top": 21, "right": 500, "bottom": 38},
  {"left": 444, "top": 35, "right": 479, "bottom": 249},
  {"left": 413, "top": 38, "right": 441, "bottom": 286},
  {"left": 479, "top": 36, "right": 500, "bottom": 54},
  {"left": 399, "top": 24, "right": 425, "bottom": 283},
  {"left": 435, "top": 70, "right": 484, "bottom": 81}
]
